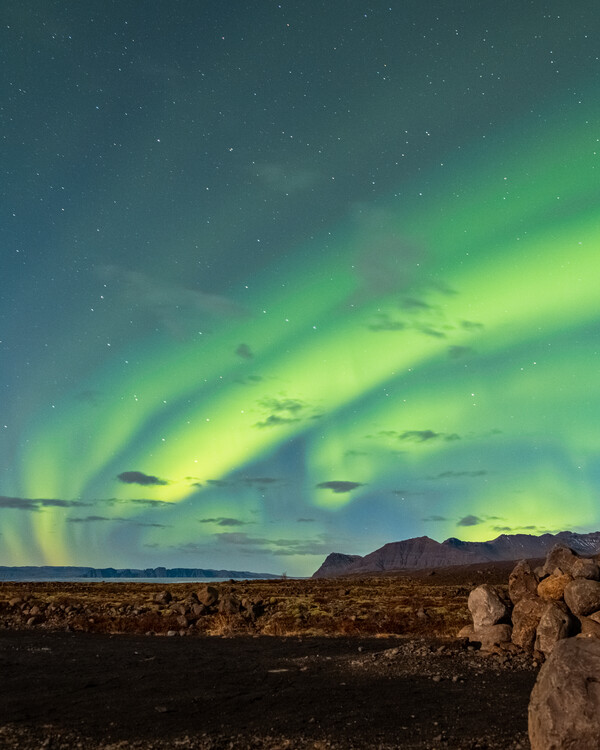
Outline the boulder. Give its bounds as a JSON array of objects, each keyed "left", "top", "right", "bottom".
[
  {"left": 197, "top": 585, "right": 219, "bottom": 607},
  {"left": 467, "top": 584, "right": 508, "bottom": 629},
  {"left": 218, "top": 593, "right": 241, "bottom": 614},
  {"left": 564, "top": 578, "right": 600, "bottom": 617},
  {"left": 154, "top": 590, "right": 172, "bottom": 605},
  {"left": 571, "top": 557, "right": 600, "bottom": 580},
  {"left": 508, "top": 560, "right": 539, "bottom": 605},
  {"left": 529, "top": 637, "right": 600, "bottom": 749},
  {"left": 537, "top": 570, "right": 572, "bottom": 601},
  {"left": 470, "top": 624, "right": 512, "bottom": 651},
  {"left": 541, "top": 544, "right": 579, "bottom": 577},
  {"left": 578, "top": 616, "right": 600, "bottom": 639},
  {"left": 512, "top": 596, "right": 546, "bottom": 651},
  {"left": 534, "top": 602, "right": 573, "bottom": 657}
]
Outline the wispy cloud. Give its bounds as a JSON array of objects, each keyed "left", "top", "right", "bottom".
[
  {"left": 457, "top": 514, "right": 484, "bottom": 527},
  {"left": 0, "top": 496, "right": 91, "bottom": 512},
  {"left": 198, "top": 517, "right": 249, "bottom": 527},
  {"left": 427, "top": 470, "right": 487, "bottom": 480},
  {"left": 316, "top": 481, "right": 364, "bottom": 494},
  {"left": 67, "top": 515, "right": 168, "bottom": 528},
  {"left": 235, "top": 343, "right": 254, "bottom": 359},
  {"left": 117, "top": 471, "right": 168, "bottom": 486}
]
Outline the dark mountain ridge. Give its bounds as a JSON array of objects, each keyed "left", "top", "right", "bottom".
[
  {"left": 312, "top": 530, "right": 600, "bottom": 577},
  {"left": 0, "top": 566, "right": 280, "bottom": 581}
]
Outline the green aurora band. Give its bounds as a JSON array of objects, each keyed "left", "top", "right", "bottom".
[{"left": 6, "top": 102, "right": 600, "bottom": 573}]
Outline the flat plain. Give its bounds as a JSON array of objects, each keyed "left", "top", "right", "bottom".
[{"left": 0, "top": 562, "right": 538, "bottom": 749}]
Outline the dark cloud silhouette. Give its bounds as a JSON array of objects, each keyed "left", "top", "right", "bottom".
[
  {"left": 401, "top": 297, "right": 431, "bottom": 311},
  {"left": 117, "top": 471, "right": 168, "bottom": 486},
  {"left": 448, "top": 345, "right": 475, "bottom": 359},
  {"left": 198, "top": 517, "right": 248, "bottom": 527},
  {"left": 428, "top": 470, "right": 487, "bottom": 480},
  {"left": 254, "top": 414, "right": 301, "bottom": 429},
  {"left": 254, "top": 395, "right": 321, "bottom": 429},
  {"left": 457, "top": 514, "right": 484, "bottom": 527},
  {"left": 104, "top": 497, "right": 172, "bottom": 507},
  {"left": 67, "top": 515, "right": 168, "bottom": 527},
  {"left": 235, "top": 343, "right": 254, "bottom": 359},
  {"left": 414, "top": 323, "right": 446, "bottom": 339},
  {"left": 399, "top": 430, "right": 440, "bottom": 442},
  {"left": 235, "top": 374, "right": 264, "bottom": 385},
  {"left": 367, "top": 314, "right": 406, "bottom": 332},
  {"left": 297, "top": 517, "right": 316, "bottom": 523},
  {"left": 461, "top": 320, "right": 484, "bottom": 332},
  {"left": 316, "top": 481, "right": 364, "bottom": 494},
  {"left": 0, "top": 496, "right": 90, "bottom": 512},
  {"left": 422, "top": 515, "right": 448, "bottom": 522},
  {"left": 206, "top": 479, "right": 230, "bottom": 487}
]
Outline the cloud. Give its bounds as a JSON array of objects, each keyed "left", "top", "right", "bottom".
[
  {"left": 457, "top": 514, "right": 484, "bottom": 527},
  {"left": 367, "top": 314, "right": 406, "bottom": 332},
  {"left": 215, "top": 532, "right": 338, "bottom": 557},
  {"left": 400, "top": 430, "right": 461, "bottom": 443},
  {"left": 235, "top": 374, "right": 264, "bottom": 385},
  {"left": 297, "top": 517, "right": 316, "bottom": 523},
  {"left": 103, "top": 497, "right": 172, "bottom": 507},
  {"left": 422, "top": 515, "right": 448, "bottom": 522},
  {"left": 255, "top": 415, "right": 301, "bottom": 428},
  {"left": 254, "top": 395, "right": 322, "bottom": 429},
  {"left": 428, "top": 470, "right": 488, "bottom": 480},
  {"left": 461, "top": 320, "right": 484, "bottom": 332},
  {"left": 96, "top": 265, "right": 248, "bottom": 336},
  {"left": 67, "top": 515, "right": 168, "bottom": 528},
  {"left": 117, "top": 471, "right": 168, "bottom": 486},
  {"left": 198, "top": 517, "right": 249, "bottom": 527},
  {"left": 235, "top": 343, "right": 254, "bottom": 360},
  {"left": 448, "top": 345, "right": 475, "bottom": 359},
  {"left": 316, "top": 481, "right": 364, "bottom": 494},
  {"left": 0, "top": 496, "right": 91, "bottom": 512}
]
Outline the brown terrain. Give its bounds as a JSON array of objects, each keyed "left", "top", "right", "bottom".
[{"left": 0, "top": 561, "right": 541, "bottom": 749}]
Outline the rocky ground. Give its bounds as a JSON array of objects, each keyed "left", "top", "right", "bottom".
[{"left": 0, "top": 562, "right": 541, "bottom": 749}]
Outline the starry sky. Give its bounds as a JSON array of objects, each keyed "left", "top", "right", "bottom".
[{"left": 2, "top": 1, "right": 600, "bottom": 576}]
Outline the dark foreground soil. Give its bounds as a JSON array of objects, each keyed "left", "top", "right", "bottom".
[{"left": 0, "top": 629, "right": 537, "bottom": 749}]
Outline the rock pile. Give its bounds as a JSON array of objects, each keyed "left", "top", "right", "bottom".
[
  {"left": 459, "top": 542, "right": 600, "bottom": 658},
  {"left": 0, "top": 584, "right": 268, "bottom": 635}
]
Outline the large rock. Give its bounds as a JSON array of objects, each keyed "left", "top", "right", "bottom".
[
  {"left": 508, "top": 560, "right": 539, "bottom": 605},
  {"left": 534, "top": 602, "right": 574, "bottom": 657},
  {"left": 578, "top": 616, "right": 600, "bottom": 639},
  {"left": 197, "top": 585, "right": 219, "bottom": 607},
  {"left": 467, "top": 584, "right": 508, "bottom": 629},
  {"left": 563, "top": 578, "right": 600, "bottom": 616},
  {"left": 537, "top": 570, "right": 572, "bottom": 601},
  {"left": 541, "top": 543, "right": 599, "bottom": 579},
  {"left": 571, "top": 557, "right": 600, "bottom": 580},
  {"left": 529, "top": 637, "right": 600, "bottom": 749},
  {"left": 541, "top": 544, "right": 579, "bottom": 577},
  {"left": 512, "top": 596, "right": 546, "bottom": 651},
  {"left": 470, "top": 624, "right": 512, "bottom": 651}
]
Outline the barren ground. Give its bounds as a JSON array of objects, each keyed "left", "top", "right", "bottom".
[{"left": 0, "top": 562, "right": 539, "bottom": 749}]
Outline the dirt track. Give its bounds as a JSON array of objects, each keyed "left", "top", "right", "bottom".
[{"left": 0, "top": 629, "right": 536, "bottom": 749}]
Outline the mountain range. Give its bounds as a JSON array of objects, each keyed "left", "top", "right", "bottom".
[
  {"left": 0, "top": 566, "right": 280, "bottom": 581},
  {"left": 312, "top": 531, "right": 600, "bottom": 577}
]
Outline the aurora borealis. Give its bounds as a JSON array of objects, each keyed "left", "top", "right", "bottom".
[{"left": 2, "top": 2, "right": 600, "bottom": 575}]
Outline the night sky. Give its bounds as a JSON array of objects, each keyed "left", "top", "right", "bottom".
[{"left": 2, "top": 1, "right": 600, "bottom": 575}]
